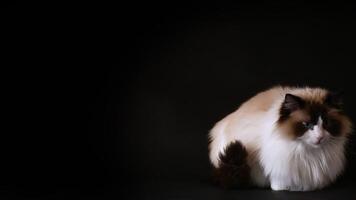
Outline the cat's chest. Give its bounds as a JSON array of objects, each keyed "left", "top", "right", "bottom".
[
  {"left": 264, "top": 143, "right": 345, "bottom": 185},
  {"left": 263, "top": 140, "right": 344, "bottom": 171}
]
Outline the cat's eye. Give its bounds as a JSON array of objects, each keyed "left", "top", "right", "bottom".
[
  {"left": 302, "top": 122, "right": 314, "bottom": 130},
  {"left": 322, "top": 116, "right": 329, "bottom": 126}
]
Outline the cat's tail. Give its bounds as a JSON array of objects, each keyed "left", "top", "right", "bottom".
[{"left": 212, "top": 140, "right": 251, "bottom": 189}]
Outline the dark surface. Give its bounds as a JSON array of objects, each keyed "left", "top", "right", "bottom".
[
  {"left": 9, "top": 179, "right": 356, "bottom": 199},
  {"left": 3, "top": 1, "right": 356, "bottom": 199}
]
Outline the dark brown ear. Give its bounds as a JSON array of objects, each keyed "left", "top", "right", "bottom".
[
  {"left": 325, "top": 91, "right": 343, "bottom": 109},
  {"left": 280, "top": 94, "right": 305, "bottom": 117}
]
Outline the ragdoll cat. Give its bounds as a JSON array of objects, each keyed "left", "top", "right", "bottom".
[{"left": 208, "top": 86, "right": 352, "bottom": 191}]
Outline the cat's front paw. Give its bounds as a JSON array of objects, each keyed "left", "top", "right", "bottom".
[
  {"left": 271, "top": 183, "right": 312, "bottom": 192},
  {"left": 289, "top": 185, "right": 314, "bottom": 192},
  {"left": 271, "top": 182, "right": 289, "bottom": 191}
]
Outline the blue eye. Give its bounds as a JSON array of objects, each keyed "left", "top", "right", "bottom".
[{"left": 302, "top": 122, "right": 314, "bottom": 130}]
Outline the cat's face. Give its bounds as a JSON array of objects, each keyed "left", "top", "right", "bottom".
[
  {"left": 277, "top": 92, "right": 351, "bottom": 147},
  {"left": 298, "top": 116, "right": 335, "bottom": 147}
]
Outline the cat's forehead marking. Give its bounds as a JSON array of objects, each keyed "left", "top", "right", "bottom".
[
  {"left": 290, "top": 110, "right": 310, "bottom": 122},
  {"left": 299, "top": 100, "right": 328, "bottom": 124}
]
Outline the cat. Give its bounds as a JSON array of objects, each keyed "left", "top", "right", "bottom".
[{"left": 208, "top": 86, "right": 352, "bottom": 191}]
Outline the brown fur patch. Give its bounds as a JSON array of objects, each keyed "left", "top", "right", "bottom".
[
  {"left": 212, "top": 141, "right": 250, "bottom": 189},
  {"left": 277, "top": 110, "right": 309, "bottom": 139}
]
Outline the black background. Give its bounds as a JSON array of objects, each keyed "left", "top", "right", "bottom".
[{"left": 3, "top": 1, "right": 356, "bottom": 199}]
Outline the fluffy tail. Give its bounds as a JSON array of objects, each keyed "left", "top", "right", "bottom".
[{"left": 212, "top": 140, "right": 250, "bottom": 189}]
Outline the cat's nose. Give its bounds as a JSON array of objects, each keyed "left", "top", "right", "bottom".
[{"left": 315, "top": 136, "right": 324, "bottom": 144}]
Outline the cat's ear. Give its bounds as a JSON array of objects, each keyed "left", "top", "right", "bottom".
[
  {"left": 280, "top": 94, "right": 305, "bottom": 115},
  {"left": 325, "top": 91, "right": 343, "bottom": 109}
]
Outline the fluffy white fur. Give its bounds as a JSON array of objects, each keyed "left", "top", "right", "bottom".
[{"left": 208, "top": 86, "right": 350, "bottom": 191}]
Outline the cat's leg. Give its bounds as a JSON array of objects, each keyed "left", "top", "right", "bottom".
[{"left": 212, "top": 140, "right": 251, "bottom": 188}]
